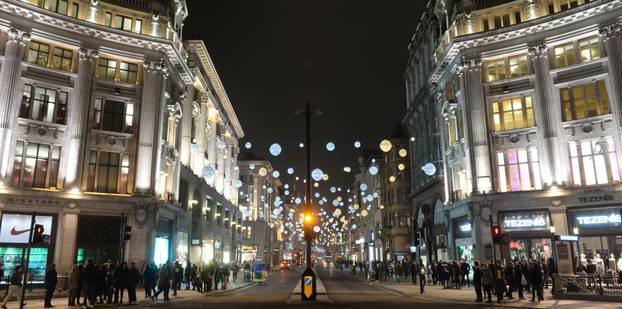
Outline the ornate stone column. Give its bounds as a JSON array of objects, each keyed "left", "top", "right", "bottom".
[
  {"left": 529, "top": 44, "right": 565, "bottom": 186},
  {"left": 434, "top": 87, "right": 451, "bottom": 204},
  {"left": 455, "top": 66, "right": 474, "bottom": 194},
  {"left": 0, "top": 28, "right": 30, "bottom": 179},
  {"left": 180, "top": 85, "right": 194, "bottom": 166},
  {"left": 135, "top": 60, "right": 168, "bottom": 194},
  {"left": 460, "top": 57, "right": 492, "bottom": 193},
  {"left": 600, "top": 24, "right": 622, "bottom": 128},
  {"left": 64, "top": 48, "right": 98, "bottom": 190}
]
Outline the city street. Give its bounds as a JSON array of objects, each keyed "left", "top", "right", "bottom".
[{"left": 130, "top": 267, "right": 492, "bottom": 309}]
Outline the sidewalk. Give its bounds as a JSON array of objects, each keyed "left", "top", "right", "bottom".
[
  {"left": 0, "top": 279, "right": 253, "bottom": 309},
  {"left": 339, "top": 269, "right": 621, "bottom": 309}
]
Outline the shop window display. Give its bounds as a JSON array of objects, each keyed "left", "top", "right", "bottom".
[
  {"left": 509, "top": 238, "right": 552, "bottom": 261},
  {"left": 0, "top": 247, "right": 48, "bottom": 280}
]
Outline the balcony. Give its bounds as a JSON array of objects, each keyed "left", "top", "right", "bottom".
[{"left": 103, "top": 0, "right": 171, "bottom": 15}]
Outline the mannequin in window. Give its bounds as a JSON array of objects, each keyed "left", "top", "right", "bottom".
[
  {"left": 608, "top": 254, "right": 616, "bottom": 273},
  {"left": 617, "top": 254, "right": 622, "bottom": 284},
  {"left": 595, "top": 253, "right": 605, "bottom": 274}
]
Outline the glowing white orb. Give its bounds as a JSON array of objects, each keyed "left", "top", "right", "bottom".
[
  {"left": 343, "top": 166, "right": 352, "bottom": 173},
  {"left": 235, "top": 180, "right": 243, "bottom": 188},
  {"left": 269, "top": 143, "right": 282, "bottom": 156},
  {"left": 354, "top": 141, "right": 361, "bottom": 148},
  {"left": 272, "top": 170, "right": 280, "bottom": 178},
  {"left": 369, "top": 166, "right": 378, "bottom": 175},
  {"left": 258, "top": 167, "right": 268, "bottom": 176},
  {"left": 202, "top": 166, "right": 215, "bottom": 178},
  {"left": 399, "top": 148, "right": 408, "bottom": 158},
  {"left": 360, "top": 183, "right": 368, "bottom": 191},
  {"left": 398, "top": 163, "right": 406, "bottom": 171},
  {"left": 244, "top": 142, "right": 252, "bottom": 149},
  {"left": 287, "top": 167, "right": 294, "bottom": 174},
  {"left": 311, "top": 168, "right": 324, "bottom": 181},
  {"left": 326, "top": 142, "right": 335, "bottom": 152}
]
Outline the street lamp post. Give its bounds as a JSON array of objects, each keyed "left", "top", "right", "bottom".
[{"left": 298, "top": 102, "right": 318, "bottom": 301}]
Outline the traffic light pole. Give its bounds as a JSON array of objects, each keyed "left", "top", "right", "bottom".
[
  {"left": 20, "top": 211, "right": 36, "bottom": 309},
  {"left": 489, "top": 214, "right": 497, "bottom": 264}
]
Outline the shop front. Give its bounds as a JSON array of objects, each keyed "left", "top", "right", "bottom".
[
  {"left": 75, "top": 215, "right": 121, "bottom": 265},
  {"left": 499, "top": 210, "right": 553, "bottom": 262},
  {"left": 154, "top": 219, "right": 173, "bottom": 266},
  {"left": 0, "top": 212, "right": 56, "bottom": 279},
  {"left": 452, "top": 216, "right": 473, "bottom": 261},
  {"left": 567, "top": 206, "right": 622, "bottom": 265}
]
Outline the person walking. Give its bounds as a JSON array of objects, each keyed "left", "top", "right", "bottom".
[
  {"left": 461, "top": 259, "right": 471, "bottom": 287},
  {"left": 68, "top": 265, "right": 81, "bottom": 306},
  {"left": 418, "top": 261, "right": 426, "bottom": 294},
  {"left": 44, "top": 264, "right": 58, "bottom": 308},
  {"left": 472, "top": 261, "right": 483, "bottom": 302},
  {"left": 231, "top": 263, "right": 239, "bottom": 283},
  {"left": 481, "top": 263, "right": 493, "bottom": 303},
  {"left": 127, "top": 263, "right": 139, "bottom": 304},
  {"left": 2, "top": 266, "right": 25, "bottom": 309},
  {"left": 184, "top": 262, "right": 192, "bottom": 290},
  {"left": 142, "top": 263, "right": 156, "bottom": 298},
  {"left": 153, "top": 262, "right": 171, "bottom": 301}
]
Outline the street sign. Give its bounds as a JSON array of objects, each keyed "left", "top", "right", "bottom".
[
  {"left": 301, "top": 267, "right": 316, "bottom": 301},
  {"left": 303, "top": 276, "right": 312, "bottom": 298}
]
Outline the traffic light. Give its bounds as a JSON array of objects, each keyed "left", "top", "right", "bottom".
[
  {"left": 304, "top": 212, "right": 314, "bottom": 239},
  {"left": 32, "top": 224, "right": 45, "bottom": 244},
  {"left": 124, "top": 225, "right": 132, "bottom": 240},
  {"left": 491, "top": 224, "right": 502, "bottom": 243}
]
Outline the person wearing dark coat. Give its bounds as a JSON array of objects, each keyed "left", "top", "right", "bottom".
[
  {"left": 83, "top": 260, "right": 98, "bottom": 308},
  {"left": 529, "top": 262, "right": 544, "bottom": 302},
  {"left": 472, "top": 261, "right": 483, "bottom": 302},
  {"left": 493, "top": 261, "right": 505, "bottom": 303},
  {"left": 143, "top": 263, "right": 157, "bottom": 298},
  {"left": 44, "top": 264, "right": 57, "bottom": 308},
  {"left": 127, "top": 263, "right": 140, "bottom": 304},
  {"left": 504, "top": 261, "right": 515, "bottom": 299},
  {"left": 514, "top": 262, "right": 525, "bottom": 300},
  {"left": 113, "top": 262, "right": 129, "bottom": 304}
]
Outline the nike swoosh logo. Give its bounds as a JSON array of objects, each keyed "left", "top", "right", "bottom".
[{"left": 10, "top": 227, "right": 30, "bottom": 236}]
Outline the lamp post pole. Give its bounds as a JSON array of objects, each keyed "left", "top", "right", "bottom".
[{"left": 300, "top": 102, "right": 317, "bottom": 301}]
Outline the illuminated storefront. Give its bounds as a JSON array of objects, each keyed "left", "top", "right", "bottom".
[
  {"left": 0, "top": 213, "right": 55, "bottom": 279},
  {"left": 499, "top": 210, "right": 552, "bottom": 262},
  {"left": 154, "top": 219, "right": 173, "bottom": 266},
  {"left": 452, "top": 216, "right": 473, "bottom": 261},
  {"left": 567, "top": 206, "right": 622, "bottom": 259}
]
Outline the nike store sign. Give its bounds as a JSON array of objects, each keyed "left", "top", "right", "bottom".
[{"left": 0, "top": 214, "right": 52, "bottom": 244}]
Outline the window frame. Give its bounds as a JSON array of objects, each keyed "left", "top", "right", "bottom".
[
  {"left": 86, "top": 150, "right": 129, "bottom": 194},
  {"left": 27, "top": 41, "right": 51, "bottom": 67},
  {"left": 568, "top": 136, "right": 620, "bottom": 186},
  {"left": 52, "top": 46, "right": 74, "bottom": 72},
  {"left": 11, "top": 141, "right": 61, "bottom": 189},
  {"left": 92, "top": 98, "right": 134, "bottom": 133},
  {"left": 20, "top": 84, "right": 68, "bottom": 125},
  {"left": 490, "top": 95, "right": 535, "bottom": 131},
  {"left": 560, "top": 80, "right": 610, "bottom": 121},
  {"left": 496, "top": 147, "right": 542, "bottom": 192}
]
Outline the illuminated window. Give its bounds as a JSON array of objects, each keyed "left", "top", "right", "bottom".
[
  {"left": 561, "top": 80, "right": 610, "bottom": 121},
  {"left": 445, "top": 110, "right": 463, "bottom": 146},
  {"left": 508, "top": 55, "right": 528, "bottom": 78},
  {"left": 11, "top": 141, "right": 60, "bottom": 189},
  {"left": 92, "top": 99, "right": 134, "bottom": 133},
  {"left": 27, "top": 41, "right": 50, "bottom": 67},
  {"left": 104, "top": 12, "right": 112, "bottom": 26},
  {"left": 52, "top": 47, "right": 73, "bottom": 71},
  {"left": 486, "top": 59, "right": 506, "bottom": 82},
  {"left": 490, "top": 96, "right": 535, "bottom": 131},
  {"left": 485, "top": 55, "right": 528, "bottom": 82},
  {"left": 38, "top": 0, "right": 68, "bottom": 15},
  {"left": 70, "top": 3, "right": 78, "bottom": 18},
  {"left": 568, "top": 137, "right": 620, "bottom": 186},
  {"left": 134, "top": 19, "right": 143, "bottom": 34},
  {"left": 497, "top": 148, "right": 542, "bottom": 192},
  {"left": 97, "top": 58, "right": 138, "bottom": 84},
  {"left": 118, "top": 62, "right": 138, "bottom": 84},
  {"left": 97, "top": 58, "right": 117, "bottom": 81},
  {"left": 112, "top": 14, "right": 133, "bottom": 32},
  {"left": 20, "top": 84, "right": 68, "bottom": 124},
  {"left": 578, "top": 37, "right": 601, "bottom": 63},
  {"left": 86, "top": 151, "right": 129, "bottom": 193},
  {"left": 554, "top": 43, "right": 576, "bottom": 68}
]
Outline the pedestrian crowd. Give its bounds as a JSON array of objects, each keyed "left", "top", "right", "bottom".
[
  {"left": 1, "top": 259, "right": 243, "bottom": 309},
  {"left": 336, "top": 256, "right": 557, "bottom": 304}
]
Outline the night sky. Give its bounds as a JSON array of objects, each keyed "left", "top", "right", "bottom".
[{"left": 185, "top": 1, "right": 424, "bottom": 198}]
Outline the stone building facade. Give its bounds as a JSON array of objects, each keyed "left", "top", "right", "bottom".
[{"left": 405, "top": 0, "right": 622, "bottom": 270}]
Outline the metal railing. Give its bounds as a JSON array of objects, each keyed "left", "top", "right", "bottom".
[
  {"left": 0, "top": 275, "right": 69, "bottom": 298},
  {"left": 555, "top": 274, "right": 622, "bottom": 298}
]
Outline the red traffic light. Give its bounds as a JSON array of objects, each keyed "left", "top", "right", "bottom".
[
  {"left": 491, "top": 225, "right": 501, "bottom": 237},
  {"left": 34, "top": 224, "right": 44, "bottom": 235}
]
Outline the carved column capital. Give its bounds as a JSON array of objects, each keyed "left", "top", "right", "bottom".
[
  {"left": 78, "top": 48, "right": 99, "bottom": 62},
  {"left": 599, "top": 23, "right": 622, "bottom": 41},
  {"left": 528, "top": 44, "right": 549, "bottom": 59},
  {"left": 143, "top": 59, "right": 169, "bottom": 78},
  {"left": 460, "top": 56, "right": 482, "bottom": 72},
  {"left": 7, "top": 28, "right": 31, "bottom": 45}
]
